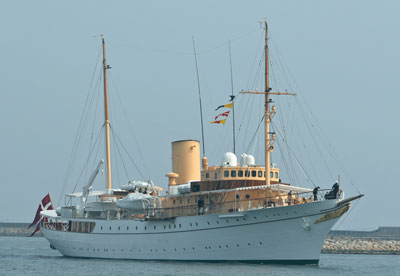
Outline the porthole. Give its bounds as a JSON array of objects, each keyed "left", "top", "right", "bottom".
[
  {"left": 127, "top": 226, "right": 129, "bottom": 230},
  {"left": 164, "top": 225, "right": 166, "bottom": 229},
  {"left": 173, "top": 199, "right": 176, "bottom": 204},
  {"left": 154, "top": 226, "right": 156, "bottom": 230},
  {"left": 195, "top": 222, "right": 198, "bottom": 226},
  {"left": 225, "top": 245, "right": 229, "bottom": 248},
  {"left": 174, "top": 248, "right": 177, "bottom": 251},
  {"left": 207, "top": 221, "right": 210, "bottom": 225},
  {"left": 109, "top": 226, "right": 112, "bottom": 231},
  {"left": 173, "top": 224, "right": 176, "bottom": 229},
  {"left": 118, "top": 226, "right": 120, "bottom": 231},
  {"left": 245, "top": 194, "right": 250, "bottom": 199},
  {"left": 100, "top": 226, "right": 103, "bottom": 230},
  {"left": 179, "top": 224, "right": 181, "bottom": 228},
  {"left": 253, "top": 216, "right": 257, "bottom": 220},
  {"left": 236, "top": 219, "right": 239, "bottom": 222},
  {"left": 259, "top": 241, "right": 263, "bottom": 245},
  {"left": 248, "top": 243, "right": 251, "bottom": 246},
  {"left": 236, "top": 244, "right": 240, "bottom": 247},
  {"left": 216, "top": 221, "right": 219, "bottom": 224},
  {"left": 236, "top": 194, "right": 240, "bottom": 199},
  {"left": 144, "top": 226, "right": 147, "bottom": 230},
  {"left": 136, "top": 226, "right": 138, "bottom": 230},
  {"left": 226, "top": 220, "right": 229, "bottom": 223},
  {"left": 190, "top": 223, "right": 193, "bottom": 227}
]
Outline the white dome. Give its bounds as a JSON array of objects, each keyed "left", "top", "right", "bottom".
[
  {"left": 241, "top": 153, "right": 255, "bottom": 166},
  {"left": 221, "top": 152, "right": 237, "bottom": 167}
]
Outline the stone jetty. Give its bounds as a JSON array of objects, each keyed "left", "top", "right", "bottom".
[
  {"left": 322, "top": 237, "right": 400, "bottom": 255},
  {"left": 0, "top": 222, "right": 42, "bottom": 237}
]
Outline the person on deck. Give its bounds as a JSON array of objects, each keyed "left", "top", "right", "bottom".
[
  {"left": 332, "top": 181, "right": 339, "bottom": 199},
  {"left": 313, "top": 186, "right": 320, "bottom": 201}
]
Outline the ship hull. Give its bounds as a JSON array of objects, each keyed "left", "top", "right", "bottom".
[{"left": 42, "top": 199, "right": 344, "bottom": 264}]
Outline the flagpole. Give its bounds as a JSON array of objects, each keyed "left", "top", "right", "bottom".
[
  {"left": 192, "top": 37, "right": 206, "bottom": 157},
  {"left": 228, "top": 41, "right": 236, "bottom": 155}
]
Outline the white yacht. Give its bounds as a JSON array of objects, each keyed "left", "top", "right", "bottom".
[{"left": 37, "top": 22, "right": 363, "bottom": 265}]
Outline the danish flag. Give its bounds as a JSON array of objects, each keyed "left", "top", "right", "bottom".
[{"left": 28, "top": 193, "right": 54, "bottom": 236}]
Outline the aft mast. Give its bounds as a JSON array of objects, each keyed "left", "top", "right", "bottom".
[{"left": 101, "top": 34, "right": 113, "bottom": 192}]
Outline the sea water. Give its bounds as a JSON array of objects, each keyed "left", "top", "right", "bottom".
[{"left": 1, "top": 237, "right": 399, "bottom": 276}]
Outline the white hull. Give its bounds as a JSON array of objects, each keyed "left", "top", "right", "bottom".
[{"left": 42, "top": 199, "right": 344, "bottom": 264}]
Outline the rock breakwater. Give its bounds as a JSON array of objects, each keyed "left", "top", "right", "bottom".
[{"left": 322, "top": 237, "right": 400, "bottom": 255}]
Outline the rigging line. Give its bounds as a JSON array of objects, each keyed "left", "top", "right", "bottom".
[
  {"left": 108, "top": 71, "right": 150, "bottom": 178},
  {"left": 294, "top": 97, "right": 335, "bottom": 180},
  {"left": 241, "top": 95, "right": 256, "bottom": 151},
  {"left": 272, "top": 122, "right": 317, "bottom": 188},
  {"left": 273, "top": 129, "right": 296, "bottom": 185},
  {"left": 244, "top": 115, "right": 265, "bottom": 154},
  {"left": 296, "top": 96, "right": 361, "bottom": 194},
  {"left": 86, "top": 73, "right": 102, "bottom": 180},
  {"left": 192, "top": 37, "right": 206, "bottom": 157},
  {"left": 59, "top": 46, "right": 102, "bottom": 205},
  {"left": 70, "top": 125, "right": 104, "bottom": 194},
  {"left": 110, "top": 125, "right": 146, "bottom": 181},
  {"left": 89, "top": 78, "right": 103, "bottom": 172},
  {"left": 110, "top": 128, "right": 130, "bottom": 181},
  {"left": 245, "top": 31, "right": 264, "bottom": 89}
]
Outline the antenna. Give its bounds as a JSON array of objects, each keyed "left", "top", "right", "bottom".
[
  {"left": 228, "top": 40, "right": 236, "bottom": 155},
  {"left": 192, "top": 37, "right": 206, "bottom": 157}
]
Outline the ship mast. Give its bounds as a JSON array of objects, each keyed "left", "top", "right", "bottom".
[
  {"left": 264, "top": 21, "right": 271, "bottom": 186},
  {"left": 102, "top": 34, "right": 112, "bottom": 191},
  {"left": 240, "top": 20, "right": 295, "bottom": 185}
]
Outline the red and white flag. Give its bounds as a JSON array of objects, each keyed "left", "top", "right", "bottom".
[{"left": 28, "top": 193, "right": 54, "bottom": 236}]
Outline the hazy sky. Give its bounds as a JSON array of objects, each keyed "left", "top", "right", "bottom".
[{"left": 1, "top": 0, "right": 399, "bottom": 230}]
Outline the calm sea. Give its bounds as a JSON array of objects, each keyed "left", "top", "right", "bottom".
[{"left": 1, "top": 237, "right": 399, "bottom": 276}]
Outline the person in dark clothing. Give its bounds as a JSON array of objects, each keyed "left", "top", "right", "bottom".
[
  {"left": 197, "top": 198, "right": 204, "bottom": 215},
  {"left": 332, "top": 181, "right": 339, "bottom": 199},
  {"left": 313, "top": 186, "right": 320, "bottom": 201}
]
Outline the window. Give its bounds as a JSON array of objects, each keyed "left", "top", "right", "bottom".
[
  {"left": 258, "top": 171, "right": 262, "bottom": 177},
  {"left": 205, "top": 173, "right": 209, "bottom": 178},
  {"left": 245, "top": 170, "right": 250, "bottom": 177},
  {"left": 173, "top": 199, "right": 176, "bottom": 204},
  {"left": 251, "top": 170, "right": 256, "bottom": 177},
  {"left": 187, "top": 198, "right": 190, "bottom": 204},
  {"left": 264, "top": 171, "right": 266, "bottom": 177},
  {"left": 224, "top": 171, "right": 229, "bottom": 177},
  {"left": 238, "top": 170, "right": 243, "bottom": 177},
  {"left": 215, "top": 173, "right": 217, "bottom": 179},
  {"left": 231, "top": 170, "right": 236, "bottom": 177},
  {"left": 245, "top": 194, "right": 250, "bottom": 199},
  {"left": 236, "top": 194, "right": 240, "bottom": 199},
  {"left": 270, "top": 172, "right": 273, "bottom": 178},
  {"left": 275, "top": 172, "right": 278, "bottom": 179}
]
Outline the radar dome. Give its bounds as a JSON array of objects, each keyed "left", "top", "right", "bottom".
[{"left": 222, "top": 152, "right": 237, "bottom": 167}]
